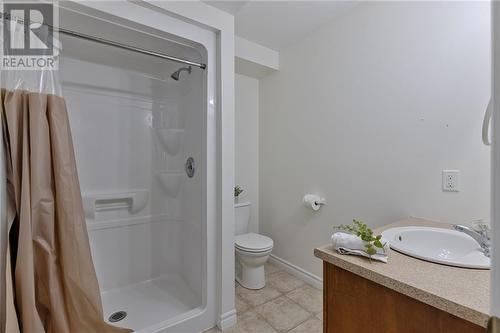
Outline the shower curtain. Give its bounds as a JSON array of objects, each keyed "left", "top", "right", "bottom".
[{"left": 1, "top": 20, "right": 131, "bottom": 333}]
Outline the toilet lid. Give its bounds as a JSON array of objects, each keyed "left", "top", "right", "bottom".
[{"left": 235, "top": 233, "right": 273, "bottom": 252}]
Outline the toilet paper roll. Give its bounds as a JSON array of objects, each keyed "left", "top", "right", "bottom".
[{"left": 303, "top": 194, "right": 323, "bottom": 211}]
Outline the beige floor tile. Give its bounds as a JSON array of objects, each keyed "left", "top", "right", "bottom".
[
  {"left": 235, "top": 294, "right": 249, "bottom": 313},
  {"left": 255, "top": 296, "right": 311, "bottom": 332},
  {"left": 288, "top": 317, "right": 323, "bottom": 333},
  {"left": 286, "top": 284, "right": 322, "bottom": 314},
  {"left": 267, "top": 271, "right": 305, "bottom": 293},
  {"left": 264, "top": 262, "right": 282, "bottom": 276},
  {"left": 236, "top": 284, "right": 282, "bottom": 307},
  {"left": 315, "top": 311, "right": 323, "bottom": 321},
  {"left": 224, "top": 311, "right": 277, "bottom": 333}
]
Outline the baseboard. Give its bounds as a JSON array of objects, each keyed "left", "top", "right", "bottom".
[
  {"left": 269, "top": 254, "right": 323, "bottom": 290},
  {"left": 217, "top": 309, "right": 237, "bottom": 330}
]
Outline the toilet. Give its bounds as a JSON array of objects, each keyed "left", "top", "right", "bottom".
[{"left": 235, "top": 202, "right": 274, "bottom": 289}]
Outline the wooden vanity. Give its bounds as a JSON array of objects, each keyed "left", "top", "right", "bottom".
[{"left": 314, "top": 218, "right": 489, "bottom": 333}]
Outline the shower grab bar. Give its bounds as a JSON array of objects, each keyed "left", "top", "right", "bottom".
[
  {"left": 82, "top": 190, "right": 149, "bottom": 219},
  {"left": 0, "top": 12, "right": 207, "bottom": 69}
]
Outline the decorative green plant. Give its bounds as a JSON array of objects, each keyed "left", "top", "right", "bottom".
[
  {"left": 234, "top": 185, "right": 244, "bottom": 198},
  {"left": 335, "top": 219, "right": 386, "bottom": 257}
]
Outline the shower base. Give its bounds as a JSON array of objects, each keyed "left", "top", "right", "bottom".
[{"left": 101, "top": 274, "right": 200, "bottom": 332}]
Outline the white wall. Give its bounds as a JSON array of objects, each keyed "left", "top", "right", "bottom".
[
  {"left": 259, "top": 1, "right": 491, "bottom": 277},
  {"left": 236, "top": 74, "right": 260, "bottom": 233},
  {"left": 492, "top": 0, "right": 500, "bottom": 317},
  {"left": 235, "top": 37, "right": 279, "bottom": 78}
]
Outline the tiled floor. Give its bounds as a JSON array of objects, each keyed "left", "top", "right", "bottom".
[{"left": 205, "top": 262, "right": 323, "bottom": 333}]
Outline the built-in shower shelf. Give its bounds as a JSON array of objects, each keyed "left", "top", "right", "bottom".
[
  {"left": 82, "top": 190, "right": 149, "bottom": 219},
  {"left": 156, "top": 129, "right": 184, "bottom": 156},
  {"left": 158, "top": 172, "right": 183, "bottom": 198}
]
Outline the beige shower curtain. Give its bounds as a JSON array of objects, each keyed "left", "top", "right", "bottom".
[{"left": 1, "top": 88, "right": 132, "bottom": 333}]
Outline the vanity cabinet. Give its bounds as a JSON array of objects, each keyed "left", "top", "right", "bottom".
[{"left": 323, "top": 262, "right": 483, "bottom": 333}]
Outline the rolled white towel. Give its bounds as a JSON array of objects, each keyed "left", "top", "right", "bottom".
[{"left": 331, "top": 232, "right": 389, "bottom": 263}]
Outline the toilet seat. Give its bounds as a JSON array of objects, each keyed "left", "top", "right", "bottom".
[{"left": 235, "top": 233, "right": 273, "bottom": 253}]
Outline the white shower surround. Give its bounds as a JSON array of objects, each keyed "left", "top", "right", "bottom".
[
  {"left": 0, "top": 2, "right": 235, "bottom": 333},
  {"left": 62, "top": 47, "right": 207, "bottom": 332}
]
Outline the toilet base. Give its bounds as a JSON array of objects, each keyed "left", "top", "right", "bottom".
[
  {"left": 235, "top": 248, "right": 272, "bottom": 290},
  {"left": 236, "top": 265, "right": 266, "bottom": 290}
]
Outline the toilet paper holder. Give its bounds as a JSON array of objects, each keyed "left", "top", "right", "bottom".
[{"left": 303, "top": 194, "right": 326, "bottom": 211}]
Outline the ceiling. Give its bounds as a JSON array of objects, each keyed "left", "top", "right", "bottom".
[
  {"left": 202, "top": 1, "right": 249, "bottom": 15},
  {"left": 203, "top": 1, "right": 358, "bottom": 51}
]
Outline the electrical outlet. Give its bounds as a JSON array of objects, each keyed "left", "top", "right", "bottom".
[{"left": 442, "top": 170, "right": 460, "bottom": 192}]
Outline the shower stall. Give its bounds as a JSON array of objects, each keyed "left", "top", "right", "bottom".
[{"left": 49, "top": 4, "right": 217, "bottom": 332}]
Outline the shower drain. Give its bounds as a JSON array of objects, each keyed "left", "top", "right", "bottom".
[{"left": 109, "top": 311, "right": 127, "bottom": 323}]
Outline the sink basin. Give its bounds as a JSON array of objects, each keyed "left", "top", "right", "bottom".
[{"left": 381, "top": 226, "right": 490, "bottom": 269}]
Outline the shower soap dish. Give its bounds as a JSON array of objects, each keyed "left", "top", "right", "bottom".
[
  {"left": 156, "top": 129, "right": 184, "bottom": 155},
  {"left": 82, "top": 190, "right": 149, "bottom": 219},
  {"left": 158, "top": 172, "right": 183, "bottom": 198}
]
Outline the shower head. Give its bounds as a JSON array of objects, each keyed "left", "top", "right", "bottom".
[{"left": 170, "top": 66, "right": 192, "bottom": 81}]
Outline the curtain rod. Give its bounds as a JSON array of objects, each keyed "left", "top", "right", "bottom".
[{"left": 0, "top": 13, "right": 207, "bottom": 70}]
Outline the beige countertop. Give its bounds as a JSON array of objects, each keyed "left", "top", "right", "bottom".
[{"left": 314, "top": 217, "right": 490, "bottom": 327}]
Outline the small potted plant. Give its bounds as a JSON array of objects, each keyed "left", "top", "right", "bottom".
[{"left": 234, "top": 185, "right": 244, "bottom": 203}]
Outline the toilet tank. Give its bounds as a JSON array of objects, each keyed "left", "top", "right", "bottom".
[{"left": 235, "top": 201, "right": 251, "bottom": 235}]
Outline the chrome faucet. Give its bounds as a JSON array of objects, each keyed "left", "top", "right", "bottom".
[{"left": 453, "top": 224, "right": 491, "bottom": 258}]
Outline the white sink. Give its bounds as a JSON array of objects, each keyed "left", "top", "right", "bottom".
[{"left": 381, "top": 227, "right": 490, "bottom": 269}]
